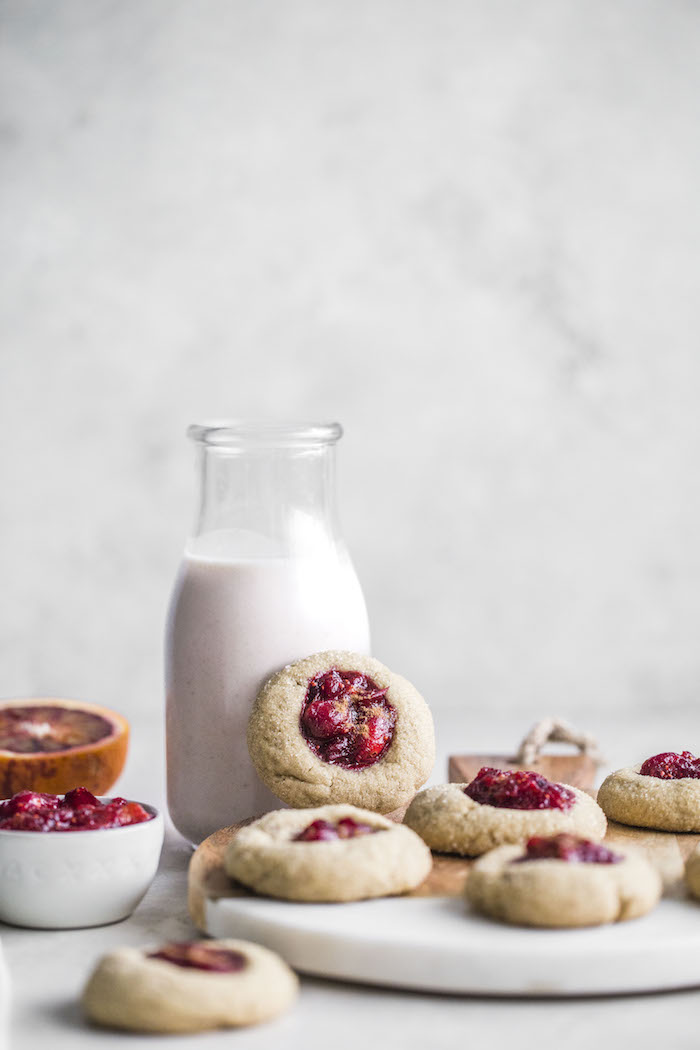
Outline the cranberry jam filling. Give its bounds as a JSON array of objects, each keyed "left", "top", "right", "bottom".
[
  {"left": 514, "top": 834, "right": 623, "bottom": 864},
  {"left": 294, "top": 816, "right": 377, "bottom": 842},
  {"left": 300, "top": 668, "right": 396, "bottom": 770},
  {"left": 464, "top": 767, "right": 575, "bottom": 811},
  {"left": 148, "top": 942, "right": 247, "bottom": 973},
  {"left": 639, "top": 751, "right": 700, "bottom": 780},
  {"left": 0, "top": 787, "right": 153, "bottom": 831}
]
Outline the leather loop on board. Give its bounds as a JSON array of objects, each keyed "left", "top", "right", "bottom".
[{"left": 515, "top": 718, "right": 605, "bottom": 768}]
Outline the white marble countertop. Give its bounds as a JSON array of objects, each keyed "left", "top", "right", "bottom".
[{"left": 4, "top": 708, "right": 700, "bottom": 1049}]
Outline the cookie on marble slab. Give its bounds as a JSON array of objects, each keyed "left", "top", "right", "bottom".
[
  {"left": 598, "top": 751, "right": 700, "bottom": 832},
  {"left": 224, "top": 804, "right": 432, "bottom": 901},
  {"left": 466, "top": 835, "right": 662, "bottom": 928},
  {"left": 82, "top": 939, "right": 298, "bottom": 1033},
  {"left": 404, "top": 768, "right": 606, "bottom": 856},
  {"left": 247, "top": 650, "right": 435, "bottom": 813}
]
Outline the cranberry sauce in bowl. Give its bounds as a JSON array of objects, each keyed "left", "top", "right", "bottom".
[{"left": 0, "top": 787, "right": 154, "bottom": 831}]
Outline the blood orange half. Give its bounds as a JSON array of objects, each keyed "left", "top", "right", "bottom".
[{"left": 0, "top": 698, "right": 129, "bottom": 798}]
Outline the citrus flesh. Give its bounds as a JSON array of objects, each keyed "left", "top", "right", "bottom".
[{"left": 0, "top": 706, "right": 113, "bottom": 754}]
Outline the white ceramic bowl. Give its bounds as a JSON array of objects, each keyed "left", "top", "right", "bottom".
[{"left": 0, "top": 799, "right": 164, "bottom": 929}]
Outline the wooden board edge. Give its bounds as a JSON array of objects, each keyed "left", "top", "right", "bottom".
[{"left": 188, "top": 823, "right": 242, "bottom": 930}]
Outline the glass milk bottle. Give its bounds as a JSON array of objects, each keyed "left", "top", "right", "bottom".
[{"left": 165, "top": 422, "right": 370, "bottom": 844}]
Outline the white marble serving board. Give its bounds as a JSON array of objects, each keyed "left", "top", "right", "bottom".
[{"left": 203, "top": 892, "right": 700, "bottom": 996}]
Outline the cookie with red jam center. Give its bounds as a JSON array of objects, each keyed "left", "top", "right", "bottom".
[
  {"left": 598, "top": 751, "right": 700, "bottom": 832},
  {"left": 82, "top": 938, "right": 298, "bottom": 1033},
  {"left": 247, "top": 651, "right": 435, "bottom": 813},
  {"left": 404, "top": 770, "right": 606, "bottom": 857},
  {"left": 466, "top": 838, "right": 661, "bottom": 927},
  {"left": 224, "top": 804, "right": 432, "bottom": 902}
]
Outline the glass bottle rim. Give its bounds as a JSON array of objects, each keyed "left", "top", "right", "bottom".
[{"left": 187, "top": 420, "right": 343, "bottom": 449}]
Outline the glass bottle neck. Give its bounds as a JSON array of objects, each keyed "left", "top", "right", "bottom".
[{"left": 189, "top": 430, "right": 343, "bottom": 561}]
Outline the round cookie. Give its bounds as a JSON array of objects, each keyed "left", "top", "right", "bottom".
[
  {"left": 404, "top": 777, "right": 606, "bottom": 856},
  {"left": 224, "top": 804, "right": 432, "bottom": 901},
  {"left": 247, "top": 650, "right": 435, "bottom": 813},
  {"left": 685, "top": 843, "right": 700, "bottom": 899},
  {"left": 466, "top": 838, "right": 662, "bottom": 927},
  {"left": 598, "top": 765, "right": 700, "bottom": 832},
  {"left": 82, "top": 939, "right": 298, "bottom": 1033}
]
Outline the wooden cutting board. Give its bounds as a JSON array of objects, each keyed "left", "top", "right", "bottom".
[{"left": 188, "top": 813, "right": 700, "bottom": 931}]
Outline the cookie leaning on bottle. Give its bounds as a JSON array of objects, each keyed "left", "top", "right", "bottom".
[{"left": 247, "top": 650, "right": 435, "bottom": 813}]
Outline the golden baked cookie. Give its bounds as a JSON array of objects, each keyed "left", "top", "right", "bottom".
[
  {"left": 403, "top": 768, "right": 606, "bottom": 856},
  {"left": 82, "top": 939, "right": 298, "bottom": 1033},
  {"left": 466, "top": 835, "right": 662, "bottom": 927},
  {"left": 598, "top": 752, "right": 700, "bottom": 832},
  {"left": 685, "top": 842, "right": 700, "bottom": 899},
  {"left": 247, "top": 650, "right": 435, "bottom": 813},
  {"left": 224, "top": 804, "right": 432, "bottom": 901}
]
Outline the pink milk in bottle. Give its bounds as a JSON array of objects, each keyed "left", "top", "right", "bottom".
[{"left": 165, "top": 422, "right": 370, "bottom": 845}]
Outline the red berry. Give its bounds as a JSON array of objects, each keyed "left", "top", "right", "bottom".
[
  {"left": 5, "top": 791, "right": 58, "bottom": 815},
  {"left": 318, "top": 669, "right": 346, "bottom": 702},
  {"left": 63, "top": 787, "right": 99, "bottom": 808},
  {"left": 353, "top": 714, "right": 392, "bottom": 764},
  {"left": 302, "top": 699, "right": 352, "bottom": 739}
]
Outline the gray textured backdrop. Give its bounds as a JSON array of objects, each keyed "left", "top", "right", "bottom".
[{"left": 2, "top": 1, "right": 699, "bottom": 759}]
